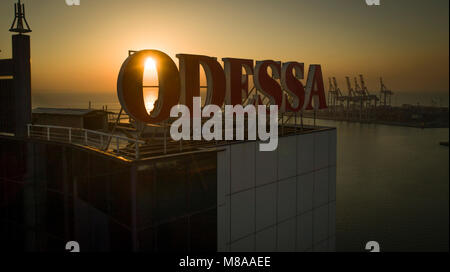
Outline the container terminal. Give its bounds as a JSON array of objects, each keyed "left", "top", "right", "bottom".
[{"left": 301, "top": 75, "right": 449, "bottom": 128}]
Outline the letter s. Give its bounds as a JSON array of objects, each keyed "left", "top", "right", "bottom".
[
  {"left": 281, "top": 62, "right": 305, "bottom": 112},
  {"left": 254, "top": 60, "right": 283, "bottom": 109}
]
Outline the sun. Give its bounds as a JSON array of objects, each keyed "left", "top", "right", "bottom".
[
  {"left": 144, "top": 91, "right": 157, "bottom": 113},
  {"left": 144, "top": 57, "right": 157, "bottom": 71},
  {"left": 143, "top": 57, "right": 158, "bottom": 113}
]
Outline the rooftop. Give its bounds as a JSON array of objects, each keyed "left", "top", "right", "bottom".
[
  {"left": 23, "top": 122, "right": 333, "bottom": 163},
  {"left": 32, "top": 107, "right": 107, "bottom": 116}
]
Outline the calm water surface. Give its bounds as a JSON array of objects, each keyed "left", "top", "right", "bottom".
[{"left": 306, "top": 118, "right": 449, "bottom": 252}]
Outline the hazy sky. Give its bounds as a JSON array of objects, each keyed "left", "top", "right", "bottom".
[{"left": 0, "top": 0, "right": 448, "bottom": 96}]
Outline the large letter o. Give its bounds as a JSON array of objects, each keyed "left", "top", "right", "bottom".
[{"left": 117, "top": 50, "right": 180, "bottom": 123}]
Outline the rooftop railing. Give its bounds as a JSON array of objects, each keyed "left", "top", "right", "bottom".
[{"left": 27, "top": 124, "right": 145, "bottom": 160}]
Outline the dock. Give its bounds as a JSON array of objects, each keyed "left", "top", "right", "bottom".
[{"left": 317, "top": 75, "right": 449, "bottom": 128}]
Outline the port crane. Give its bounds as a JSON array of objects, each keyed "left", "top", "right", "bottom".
[
  {"left": 379, "top": 77, "right": 393, "bottom": 107},
  {"left": 360, "top": 75, "right": 379, "bottom": 107},
  {"left": 345, "top": 76, "right": 356, "bottom": 98},
  {"left": 333, "top": 77, "right": 345, "bottom": 104},
  {"left": 327, "top": 77, "right": 347, "bottom": 113},
  {"left": 345, "top": 76, "right": 359, "bottom": 109},
  {"left": 328, "top": 77, "right": 336, "bottom": 107},
  {"left": 326, "top": 74, "right": 396, "bottom": 121}
]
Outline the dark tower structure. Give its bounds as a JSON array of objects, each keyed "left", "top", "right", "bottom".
[{"left": 0, "top": 0, "right": 32, "bottom": 137}]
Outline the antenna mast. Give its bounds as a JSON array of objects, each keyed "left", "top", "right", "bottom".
[{"left": 10, "top": 0, "right": 32, "bottom": 34}]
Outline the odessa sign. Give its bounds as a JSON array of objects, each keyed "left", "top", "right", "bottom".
[{"left": 117, "top": 50, "right": 327, "bottom": 151}]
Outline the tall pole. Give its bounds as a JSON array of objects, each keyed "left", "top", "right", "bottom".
[
  {"left": 9, "top": 0, "right": 32, "bottom": 137},
  {"left": 13, "top": 34, "right": 31, "bottom": 137}
]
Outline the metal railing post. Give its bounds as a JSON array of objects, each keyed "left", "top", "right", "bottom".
[
  {"left": 164, "top": 123, "right": 167, "bottom": 154},
  {"left": 135, "top": 140, "right": 139, "bottom": 160},
  {"left": 24, "top": 124, "right": 145, "bottom": 159}
]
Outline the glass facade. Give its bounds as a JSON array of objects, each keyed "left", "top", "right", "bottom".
[
  {"left": 0, "top": 137, "right": 217, "bottom": 252},
  {"left": 0, "top": 79, "right": 15, "bottom": 133},
  {"left": 0, "top": 127, "right": 337, "bottom": 252}
]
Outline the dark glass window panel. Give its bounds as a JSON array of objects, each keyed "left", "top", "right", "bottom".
[
  {"left": 183, "top": 153, "right": 217, "bottom": 213},
  {"left": 138, "top": 227, "right": 154, "bottom": 252},
  {"left": 109, "top": 219, "right": 132, "bottom": 251},
  {"left": 88, "top": 175, "right": 109, "bottom": 214},
  {"left": 137, "top": 168, "right": 155, "bottom": 229},
  {"left": 73, "top": 198, "right": 93, "bottom": 251},
  {"left": 71, "top": 149, "right": 89, "bottom": 182},
  {"left": 0, "top": 221, "right": 25, "bottom": 251},
  {"left": 157, "top": 217, "right": 189, "bottom": 251},
  {"left": 45, "top": 191, "right": 65, "bottom": 239},
  {"left": 45, "top": 235, "right": 65, "bottom": 252},
  {"left": 0, "top": 221, "right": 9, "bottom": 251},
  {"left": 110, "top": 169, "right": 131, "bottom": 226},
  {"left": 0, "top": 141, "right": 7, "bottom": 179},
  {"left": 4, "top": 142, "right": 26, "bottom": 180},
  {"left": 89, "top": 154, "right": 111, "bottom": 174},
  {"left": 90, "top": 207, "right": 111, "bottom": 252},
  {"left": 155, "top": 165, "right": 188, "bottom": 222},
  {"left": 75, "top": 176, "right": 89, "bottom": 203},
  {"left": 0, "top": 180, "right": 6, "bottom": 219},
  {"left": 6, "top": 182, "right": 24, "bottom": 224},
  {"left": 65, "top": 196, "right": 75, "bottom": 241},
  {"left": 188, "top": 172, "right": 217, "bottom": 213},
  {"left": 189, "top": 209, "right": 217, "bottom": 252},
  {"left": 46, "top": 145, "right": 63, "bottom": 192}
]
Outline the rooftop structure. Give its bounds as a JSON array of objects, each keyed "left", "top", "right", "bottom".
[
  {"left": 32, "top": 108, "right": 109, "bottom": 130},
  {"left": 9, "top": 0, "right": 32, "bottom": 34}
]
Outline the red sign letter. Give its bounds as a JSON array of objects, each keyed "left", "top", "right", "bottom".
[
  {"left": 117, "top": 50, "right": 180, "bottom": 123},
  {"left": 222, "top": 58, "right": 254, "bottom": 106},
  {"left": 176, "top": 54, "right": 226, "bottom": 112},
  {"left": 281, "top": 62, "right": 305, "bottom": 112},
  {"left": 254, "top": 60, "right": 283, "bottom": 109},
  {"left": 304, "top": 65, "right": 327, "bottom": 110}
]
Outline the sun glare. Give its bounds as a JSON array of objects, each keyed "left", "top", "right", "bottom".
[
  {"left": 144, "top": 91, "right": 157, "bottom": 113},
  {"left": 145, "top": 58, "right": 157, "bottom": 71},
  {"left": 144, "top": 57, "right": 158, "bottom": 113}
]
